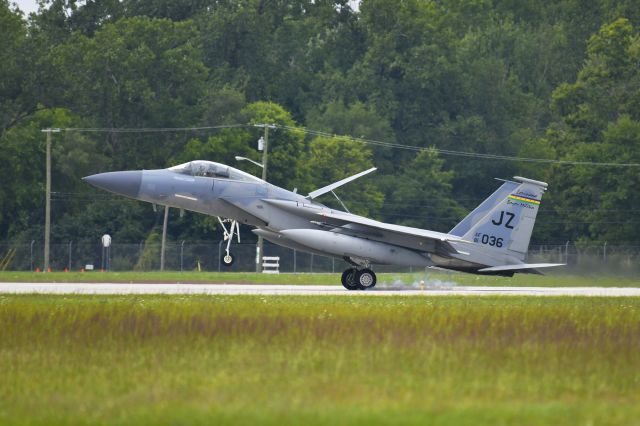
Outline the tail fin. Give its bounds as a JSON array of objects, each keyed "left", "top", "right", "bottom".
[
  {"left": 452, "top": 177, "right": 548, "bottom": 260},
  {"left": 449, "top": 180, "right": 520, "bottom": 237}
]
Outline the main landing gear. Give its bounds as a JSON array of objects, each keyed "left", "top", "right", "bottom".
[
  {"left": 218, "top": 217, "right": 239, "bottom": 267},
  {"left": 341, "top": 268, "right": 377, "bottom": 290}
]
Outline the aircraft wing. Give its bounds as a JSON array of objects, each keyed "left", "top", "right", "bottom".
[
  {"left": 263, "top": 199, "right": 467, "bottom": 255},
  {"left": 314, "top": 209, "right": 466, "bottom": 256},
  {"left": 262, "top": 199, "right": 466, "bottom": 256},
  {"left": 313, "top": 210, "right": 565, "bottom": 273}
]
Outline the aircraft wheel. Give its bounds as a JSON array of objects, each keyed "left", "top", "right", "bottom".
[
  {"left": 221, "top": 253, "right": 234, "bottom": 267},
  {"left": 355, "top": 268, "right": 377, "bottom": 290},
  {"left": 341, "top": 268, "right": 359, "bottom": 290}
]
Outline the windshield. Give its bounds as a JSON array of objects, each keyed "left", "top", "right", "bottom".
[{"left": 169, "top": 161, "right": 262, "bottom": 183}]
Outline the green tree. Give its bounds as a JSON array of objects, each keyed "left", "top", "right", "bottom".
[
  {"left": 52, "top": 16, "right": 208, "bottom": 169},
  {"left": 300, "top": 136, "right": 383, "bottom": 217},
  {"left": 174, "top": 100, "right": 305, "bottom": 189},
  {"left": 167, "top": 101, "right": 304, "bottom": 239},
  {"left": 305, "top": 100, "right": 396, "bottom": 173},
  {"left": 544, "top": 19, "right": 640, "bottom": 241},
  {"left": 379, "top": 149, "right": 464, "bottom": 231},
  {"left": 0, "top": 1, "right": 39, "bottom": 134},
  {"left": 5, "top": 0, "right": 640, "bottom": 248},
  {"left": 241, "top": 101, "right": 305, "bottom": 189},
  {"left": 0, "top": 108, "right": 106, "bottom": 240},
  {"left": 194, "top": 0, "right": 361, "bottom": 119}
]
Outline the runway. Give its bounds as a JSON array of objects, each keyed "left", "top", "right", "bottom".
[{"left": 1, "top": 283, "right": 640, "bottom": 296}]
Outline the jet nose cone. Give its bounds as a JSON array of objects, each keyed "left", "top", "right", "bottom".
[{"left": 83, "top": 170, "right": 142, "bottom": 199}]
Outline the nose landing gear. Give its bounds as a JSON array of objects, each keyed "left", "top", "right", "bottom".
[
  {"left": 341, "top": 267, "right": 377, "bottom": 290},
  {"left": 221, "top": 252, "right": 234, "bottom": 267},
  {"left": 218, "top": 217, "right": 239, "bottom": 267}
]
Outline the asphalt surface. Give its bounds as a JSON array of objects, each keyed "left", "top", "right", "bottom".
[{"left": 1, "top": 283, "right": 640, "bottom": 296}]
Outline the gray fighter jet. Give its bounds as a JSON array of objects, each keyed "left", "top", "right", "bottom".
[{"left": 83, "top": 160, "right": 563, "bottom": 289}]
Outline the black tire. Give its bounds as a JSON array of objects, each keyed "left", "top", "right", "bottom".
[
  {"left": 221, "top": 253, "right": 234, "bottom": 267},
  {"left": 341, "top": 268, "right": 359, "bottom": 290},
  {"left": 355, "top": 268, "right": 377, "bottom": 290}
]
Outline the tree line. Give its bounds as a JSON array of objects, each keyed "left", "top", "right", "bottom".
[{"left": 1, "top": 0, "right": 639, "bottom": 246}]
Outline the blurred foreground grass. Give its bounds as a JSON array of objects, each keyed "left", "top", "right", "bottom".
[
  {"left": 1, "top": 270, "right": 640, "bottom": 287},
  {"left": 0, "top": 295, "right": 639, "bottom": 425}
]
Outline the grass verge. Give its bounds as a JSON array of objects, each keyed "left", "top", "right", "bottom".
[{"left": 1, "top": 295, "right": 639, "bottom": 425}]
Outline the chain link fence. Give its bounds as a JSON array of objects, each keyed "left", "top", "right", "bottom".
[
  {"left": 1, "top": 240, "right": 639, "bottom": 275},
  {"left": 0, "top": 241, "right": 357, "bottom": 273}
]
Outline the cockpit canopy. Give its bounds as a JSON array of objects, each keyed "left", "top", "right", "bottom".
[{"left": 169, "top": 161, "right": 262, "bottom": 183}]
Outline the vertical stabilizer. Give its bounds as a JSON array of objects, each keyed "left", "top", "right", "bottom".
[
  {"left": 449, "top": 180, "right": 520, "bottom": 237},
  {"left": 460, "top": 177, "right": 547, "bottom": 260}
]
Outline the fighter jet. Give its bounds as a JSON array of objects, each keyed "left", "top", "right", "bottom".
[{"left": 83, "top": 160, "right": 563, "bottom": 290}]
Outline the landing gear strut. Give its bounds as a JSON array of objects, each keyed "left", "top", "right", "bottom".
[
  {"left": 341, "top": 267, "right": 377, "bottom": 290},
  {"left": 218, "top": 217, "right": 239, "bottom": 267}
]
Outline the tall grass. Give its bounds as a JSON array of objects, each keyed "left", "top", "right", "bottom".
[{"left": 1, "top": 295, "right": 639, "bottom": 425}]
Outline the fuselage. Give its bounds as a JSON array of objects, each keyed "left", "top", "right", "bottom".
[
  {"left": 135, "top": 164, "right": 439, "bottom": 267},
  {"left": 83, "top": 160, "right": 536, "bottom": 274}
]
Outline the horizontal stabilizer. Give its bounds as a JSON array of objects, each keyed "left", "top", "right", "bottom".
[
  {"left": 307, "top": 167, "right": 377, "bottom": 199},
  {"left": 478, "top": 263, "right": 565, "bottom": 272}
]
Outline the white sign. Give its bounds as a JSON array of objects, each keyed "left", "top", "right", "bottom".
[
  {"left": 101, "top": 234, "right": 112, "bottom": 248},
  {"left": 257, "top": 136, "right": 265, "bottom": 151}
]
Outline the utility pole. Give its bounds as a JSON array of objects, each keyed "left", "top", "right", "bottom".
[
  {"left": 160, "top": 206, "right": 169, "bottom": 271},
  {"left": 254, "top": 123, "right": 275, "bottom": 272},
  {"left": 42, "top": 128, "right": 60, "bottom": 272}
]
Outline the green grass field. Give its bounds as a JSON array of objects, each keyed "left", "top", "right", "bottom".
[
  {"left": 1, "top": 295, "right": 639, "bottom": 425},
  {"left": 1, "top": 270, "right": 640, "bottom": 287}
]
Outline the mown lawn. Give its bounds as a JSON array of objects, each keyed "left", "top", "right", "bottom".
[
  {"left": 0, "top": 295, "right": 639, "bottom": 425},
  {"left": 1, "top": 270, "right": 639, "bottom": 287}
]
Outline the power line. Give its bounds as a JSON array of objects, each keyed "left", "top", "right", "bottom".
[
  {"left": 278, "top": 125, "right": 640, "bottom": 168},
  {"left": 55, "top": 123, "right": 640, "bottom": 167},
  {"left": 60, "top": 124, "right": 248, "bottom": 133},
  {"left": 49, "top": 194, "right": 640, "bottom": 222}
]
